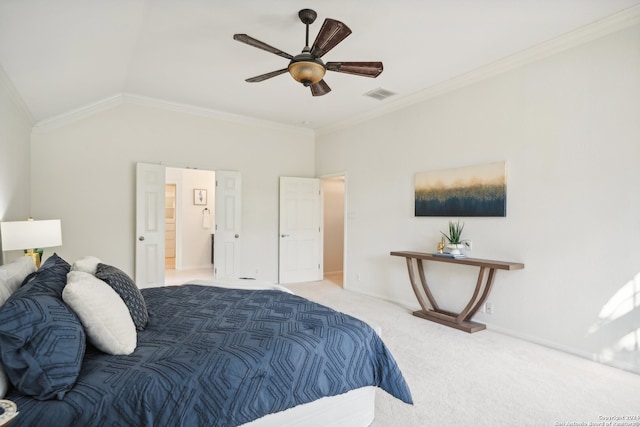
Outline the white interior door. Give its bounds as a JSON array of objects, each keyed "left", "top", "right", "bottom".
[
  {"left": 214, "top": 171, "right": 241, "bottom": 279},
  {"left": 135, "top": 163, "right": 165, "bottom": 288},
  {"left": 279, "top": 177, "right": 321, "bottom": 284}
]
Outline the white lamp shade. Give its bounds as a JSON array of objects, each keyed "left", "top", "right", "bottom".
[{"left": 1, "top": 220, "right": 62, "bottom": 251}]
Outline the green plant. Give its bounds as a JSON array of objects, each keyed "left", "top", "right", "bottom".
[{"left": 441, "top": 220, "right": 464, "bottom": 244}]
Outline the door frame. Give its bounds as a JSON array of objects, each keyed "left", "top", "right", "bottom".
[
  {"left": 136, "top": 163, "right": 241, "bottom": 286},
  {"left": 320, "top": 172, "right": 348, "bottom": 287}
]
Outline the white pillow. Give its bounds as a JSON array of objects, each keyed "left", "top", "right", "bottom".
[
  {"left": 71, "top": 256, "right": 101, "bottom": 275},
  {"left": 0, "top": 257, "right": 36, "bottom": 305},
  {"left": 63, "top": 271, "right": 137, "bottom": 355}
]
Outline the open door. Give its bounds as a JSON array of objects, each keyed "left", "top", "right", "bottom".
[
  {"left": 135, "top": 163, "right": 165, "bottom": 288},
  {"left": 214, "top": 171, "right": 242, "bottom": 279},
  {"left": 279, "top": 177, "right": 322, "bottom": 284}
]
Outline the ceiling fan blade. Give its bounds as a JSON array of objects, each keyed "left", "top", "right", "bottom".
[
  {"left": 233, "top": 34, "right": 294, "bottom": 60},
  {"left": 310, "top": 79, "right": 331, "bottom": 96},
  {"left": 310, "top": 19, "right": 352, "bottom": 58},
  {"left": 245, "top": 68, "right": 289, "bottom": 83},
  {"left": 326, "top": 62, "right": 383, "bottom": 78}
]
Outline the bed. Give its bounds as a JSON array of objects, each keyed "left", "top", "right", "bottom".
[{"left": 0, "top": 255, "right": 412, "bottom": 426}]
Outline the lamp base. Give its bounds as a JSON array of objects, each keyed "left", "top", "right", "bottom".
[{"left": 24, "top": 248, "right": 41, "bottom": 269}]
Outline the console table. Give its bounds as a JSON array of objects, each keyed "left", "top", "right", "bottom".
[{"left": 390, "top": 251, "right": 524, "bottom": 333}]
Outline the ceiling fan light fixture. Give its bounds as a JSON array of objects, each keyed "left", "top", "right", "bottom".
[
  {"left": 234, "top": 9, "right": 382, "bottom": 95},
  {"left": 288, "top": 53, "right": 325, "bottom": 87}
]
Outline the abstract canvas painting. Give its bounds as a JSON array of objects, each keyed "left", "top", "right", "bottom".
[{"left": 415, "top": 161, "right": 506, "bottom": 217}]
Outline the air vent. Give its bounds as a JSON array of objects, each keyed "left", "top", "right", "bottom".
[{"left": 363, "top": 87, "right": 396, "bottom": 101}]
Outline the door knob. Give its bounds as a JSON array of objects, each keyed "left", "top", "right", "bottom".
[
  {"left": 281, "top": 234, "right": 290, "bottom": 238},
  {"left": 234, "top": 234, "right": 239, "bottom": 238},
  {"left": 138, "top": 236, "right": 145, "bottom": 241}
]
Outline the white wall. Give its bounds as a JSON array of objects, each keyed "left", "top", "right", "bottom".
[
  {"left": 30, "top": 102, "right": 315, "bottom": 281},
  {"left": 316, "top": 24, "right": 640, "bottom": 372},
  {"left": 0, "top": 65, "right": 33, "bottom": 264}
]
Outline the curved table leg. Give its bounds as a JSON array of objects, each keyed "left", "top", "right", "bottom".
[
  {"left": 417, "top": 259, "right": 440, "bottom": 311},
  {"left": 410, "top": 263, "right": 499, "bottom": 333},
  {"left": 465, "top": 268, "right": 497, "bottom": 321},
  {"left": 456, "top": 267, "right": 487, "bottom": 323},
  {"left": 404, "top": 258, "right": 442, "bottom": 313},
  {"left": 404, "top": 258, "right": 431, "bottom": 313}
]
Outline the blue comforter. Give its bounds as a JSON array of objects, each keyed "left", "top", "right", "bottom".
[{"left": 6, "top": 285, "right": 412, "bottom": 426}]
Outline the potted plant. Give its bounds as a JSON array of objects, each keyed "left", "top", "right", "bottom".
[{"left": 441, "top": 220, "right": 465, "bottom": 255}]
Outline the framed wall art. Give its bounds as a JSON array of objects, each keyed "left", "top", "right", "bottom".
[
  {"left": 414, "top": 161, "right": 506, "bottom": 217},
  {"left": 193, "top": 189, "right": 207, "bottom": 205}
]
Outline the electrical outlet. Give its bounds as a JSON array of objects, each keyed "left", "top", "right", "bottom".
[
  {"left": 356, "top": 273, "right": 361, "bottom": 281},
  {"left": 463, "top": 240, "right": 473, "bottom": 251},
  {"left": 485, "top": 302, "right": 493, "bottom": 315}
]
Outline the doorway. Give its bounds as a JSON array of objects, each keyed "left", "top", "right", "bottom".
[
  {"left": 136, "top": 163, "right": 242, "bottom": 288},
  {"left": 278, "top": 175, "right": 346, "bottom": 286},
  {"left": 322, "top": 175, "right": 345, "bottom": 287},
  {"left": 164, "top": 167, "right": 216, "bottom": 279}
]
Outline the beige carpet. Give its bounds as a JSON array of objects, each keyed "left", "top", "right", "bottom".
[{"left": 286, "top": 280, "right": 640, "bottom": 427}]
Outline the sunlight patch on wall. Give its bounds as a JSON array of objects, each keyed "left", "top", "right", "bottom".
[
  {"left": 588, "top": 272, "right": 640, "bottom": 334},
  {"left": 616, "top": 328, "right": 640, "bottom": 352},
  {"left": 589, "top": 273, "right": 640, "bottom": 367}
]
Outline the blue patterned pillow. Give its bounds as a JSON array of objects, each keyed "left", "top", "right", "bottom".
[
  {"left": 95, "top": 263, "right": 148, "bottom": 331},
  {"left": 0, "top": 254, "right": 86, "bottom": 400}
]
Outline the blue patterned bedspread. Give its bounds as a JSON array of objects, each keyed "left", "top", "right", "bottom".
[{"left": 6, "top": 285, "right": 412, "bottom": 426}]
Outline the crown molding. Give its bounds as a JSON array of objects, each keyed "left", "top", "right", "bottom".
[
  {"left": 0, "top": 64, "right": 35, "bottom": 126},
  {"left": 32, "top": 92, "right": 314, "bottom": 137},
  {"left": 316, "top": 5, "right": 640, "bottom": 137},
  {"left": 122, "top": 93, "right": 314, "bottom": 137},
  {"left": 32, "top": 94, "right": 125, "bottom": 132}
]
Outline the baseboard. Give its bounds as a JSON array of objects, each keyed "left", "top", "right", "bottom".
[
  {"left": 484, "top": 322, "right": 640, "bottom": 375},
  {"left": 345, "top": 286, "right": 640, "bottom": 376}
]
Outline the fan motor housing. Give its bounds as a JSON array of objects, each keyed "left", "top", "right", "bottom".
[{"left": 288, "top": 52, "right": 326, "bottom": 86}]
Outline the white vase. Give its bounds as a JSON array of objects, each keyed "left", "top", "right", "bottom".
[{"left": 446, "top": 244, "right": 464, "bottom": 255}]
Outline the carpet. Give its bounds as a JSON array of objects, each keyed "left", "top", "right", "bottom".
[{"left": 286, "top": 280, "right": 640, "bottom": 427}]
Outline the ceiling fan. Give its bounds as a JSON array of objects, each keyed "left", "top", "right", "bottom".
[{"left": 233, "top": 9, "right": 383, "bottom": 96}]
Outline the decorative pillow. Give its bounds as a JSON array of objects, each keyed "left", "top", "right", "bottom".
[
  {"left": 0, "top": 256, "right": 36, "bottom": 305},
  {"left": 0, "top": 254, "right": 86, "bottom": 400},
  {"left": 71, "top": 256, "right": 102, "bottom": 275},
  {"left": 0, "top": 256, "right": 37, "bottom": 398},
  {"left": 95, "top": 263, "right": 148, "bottom": 331},
  {"left": 63, "top": 271, "right": 137, "bottom": 355}
]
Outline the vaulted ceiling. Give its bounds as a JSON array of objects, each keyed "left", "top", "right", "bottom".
[{"left": 1, "top": 0, "right": 639, "bottom": 130}]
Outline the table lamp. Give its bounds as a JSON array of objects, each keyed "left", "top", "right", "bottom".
[{"left": 0, "top": 218, "right": 62, "bottom": 268}]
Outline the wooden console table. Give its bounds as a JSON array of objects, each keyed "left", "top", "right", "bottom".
[{"left": 390, "top": 251, "right": 524, "bottom": 333}]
